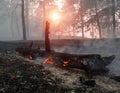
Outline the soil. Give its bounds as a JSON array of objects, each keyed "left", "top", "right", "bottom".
[{"left": 0, "top": 40, "right": 120, "bottom": 93}]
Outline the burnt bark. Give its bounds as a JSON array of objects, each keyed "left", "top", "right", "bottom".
[{"left": 45, "top": 21, "right": 51, "bottom": 52}]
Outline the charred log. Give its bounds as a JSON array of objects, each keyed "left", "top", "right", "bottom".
[
  {"left": 50, "top": 52, "right": 115, "bottom": 75},
  {"left": 110, "top": 76, "right": 120, "bottom": 82},
  {"left": 16, "top": 45, "right": 115, "bottom": 75},
  {"left": 16, "top": 42, "right": 41, "bottom": 59}
]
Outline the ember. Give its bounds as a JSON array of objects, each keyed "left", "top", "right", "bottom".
[
  {"left": 28, "top": 55, "right": 33, "bottom": 60},
  {"left": 42, "top": 57, "right": 54, "bottom": 65},
  {"left": 63, "top": 61, "right": 69, "bottom": 67}
]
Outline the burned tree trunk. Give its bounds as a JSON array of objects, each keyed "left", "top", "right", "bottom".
[
  {"left": 50, "top": 52, "right": 115, "bottom": 75},
  {"left": 45, "top": 21, "right": 51, "bottom": 52}
]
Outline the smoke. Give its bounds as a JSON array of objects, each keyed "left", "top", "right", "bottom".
[{"left": 51, "top": 39, "right": 120, "bottom": 75}]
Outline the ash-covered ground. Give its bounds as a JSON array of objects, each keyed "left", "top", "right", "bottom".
[{"left": 0, "top": 39, "right": 120, "bottom": 93}]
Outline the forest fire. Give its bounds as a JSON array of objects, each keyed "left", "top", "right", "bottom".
[
  {"left": 16, "top": 43, "right": 116, "bottom": 75},
  {"left": 42, "top": 57, "right": 70, "bottom": 67},
  {"left": 1, "top": 0, "right": 120, "bottom": 92}
]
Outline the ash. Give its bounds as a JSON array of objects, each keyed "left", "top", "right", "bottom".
[{"left": 0, "top": 39, "right": 120, "bottom": 93}]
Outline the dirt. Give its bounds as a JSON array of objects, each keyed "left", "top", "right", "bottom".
[{"left": 0, "top": 41, "right": 120, "bottom": 93}]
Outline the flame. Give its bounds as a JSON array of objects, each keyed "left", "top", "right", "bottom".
[
  {"left": 42, "top": 57, "right": 54, "bottom": 65},
  {"left": 28, "top": 55, "right": 33, "bottom": 60},
  {"left": 63, "top": 61, "right": 69, "bottom": 67}
]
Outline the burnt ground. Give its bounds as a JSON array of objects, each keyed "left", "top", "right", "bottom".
[{"left": 0, "top": 40, "right": 120, "bottom": 93}]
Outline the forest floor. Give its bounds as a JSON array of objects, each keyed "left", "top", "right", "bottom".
[{"left": 0, "top": 40, "right": 120, "bottom": 93}]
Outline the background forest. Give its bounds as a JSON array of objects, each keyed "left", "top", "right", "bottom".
[{"left": 0, "top": 0, "right": 120, "bottom": 40}]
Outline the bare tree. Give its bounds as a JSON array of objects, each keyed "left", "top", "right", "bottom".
[
  {"left": 94, "top": 0, "right": 102, "bottom": 38},
  {"left": 112, "top": 0, "right": 116, "bottom": 38},
  {"left": 80, "top": 0, "right": 84, "bottom": 38},
  {"left": 25, "top": 0, "right": 29, "bottom": 39},
  {"left": 21, "top": 0, "right": 27, "bottom": 40}
]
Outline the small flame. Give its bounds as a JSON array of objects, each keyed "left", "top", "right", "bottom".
[
  {"left": 42, "top": 57, "right": 54, "bottom": 65},
  {"left": 28, "top": 55, "right": 33, "bottom": 60},
  {"left": 63, "top": 61, "right": 69, "bottom": 67}
]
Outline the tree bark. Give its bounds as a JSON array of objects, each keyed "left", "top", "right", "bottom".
[
  {"left": 80, "top": 1, "right": 84, "bottom": 38},
  {"left": 25, "top": 0, "right": 29, "bottom": 39},
  {"left": 21, "top": 0, "right": 27, "bottom": 40},
  {"left": 45, "top": 21, "right": 51, "bottom": 52},
  {"left": 81, "top": 14, "right": 84, "bottom": 38},
  {"left": 43, "top": 0, "right": 46, "bottom": 40}
]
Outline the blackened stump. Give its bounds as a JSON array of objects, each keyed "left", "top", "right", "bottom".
[{"left": 45, "top": 21, "right": 51, "bottom": 52}]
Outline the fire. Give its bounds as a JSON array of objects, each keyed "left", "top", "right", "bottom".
[
  {"left": 63, "top": 61, "right": 69, "bottom": 67},
  {"left": 42, "top": 57, "right": 54, "bottom": 65},
  {"left": 28, "top": 55, "right": 33, "bottom": 60}
]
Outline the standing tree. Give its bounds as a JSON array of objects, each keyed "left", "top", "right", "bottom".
[
  {"left": 25, "top": 0, "right": 29, "bottom": 39},
  {"left": 112, "top": 0, "right": 116, "bottom": 38},
  {"left": 21, "top": 0, "right": 27, "bottom": 40},
  {"left": 94, "top": 0, "right": 102, "bottom": 38},
  {"left": 80, "top": 0, "right": 85, "bottom": 38}
]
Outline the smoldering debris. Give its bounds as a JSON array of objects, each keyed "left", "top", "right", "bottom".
[
  {"left": 0, "top": 40, "right": 120, "bottom": 93},
  {"left": 1, "top": 52, "right": 119, "bottom": 93},
  {"left": 16, "top": 43, "right": 115, "bottom": 75}
]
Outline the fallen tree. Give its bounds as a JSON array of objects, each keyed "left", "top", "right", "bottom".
[{"left": 16, "top": 42, "right": 115, "bottom": 75}]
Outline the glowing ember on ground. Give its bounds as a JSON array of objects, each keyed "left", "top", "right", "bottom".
[
  {"left": 28, "top": 55, "right": 33, "bottom": 60},
  {"left": 63, "top": 61, "right": 69, "bottom": 67},
  {"left": 42, "top": 57, "right": 54, "bottom": 65}
]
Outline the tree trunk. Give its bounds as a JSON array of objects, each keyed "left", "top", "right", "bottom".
[
  {"left": 112, "top": 0, "right": 116, "bottom": 38},
  {"left": 43, "top": 0, "right": 46, "bottom": 40},
  {"left": 21, "top": 0, "right": 27, "bottom": 40},
  {"left": 25, "top": 0, "right": 29, "bottom": 39},
  {"left": 81, "top": 14, "right": 84, "bottom": 38},
  {"left": 45, "top": 21, "right": 51, "bottom": 52},
  {"left": 80, "top": 1, "right": 84, "bottom": 38},
  {"left": 94, "top": 0, "right": 102, "bottom": 39}
]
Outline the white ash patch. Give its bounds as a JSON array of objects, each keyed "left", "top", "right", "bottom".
[
  {"left": 94, "top": 76, "right": 120, "bottom": 92},
  {"left": 43, "top": 64, "right": 81, "bottom": 89}
]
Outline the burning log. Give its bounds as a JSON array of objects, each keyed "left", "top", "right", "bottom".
[
  {"left": 50, "top": 52, "right": 115, "bottom": 75},
  {"left": 16, "top": 45, "right": 115, "bottom": 74}
]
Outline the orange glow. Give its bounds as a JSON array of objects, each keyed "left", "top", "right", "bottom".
[
  {"left": 47, "top": 11, "right": 61, "bottom": 24},
  {"left": 28, "top": 55, "right": 33, "bottom": 60},
  {"left": 42, "top": 57, "right": 54, "bottom": 65},
  {"left": 63, "top": 61, "right": 69, "bottom": 67},
  {"left": 52, "top": 12, "right": 60, "bottom": 20}
]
